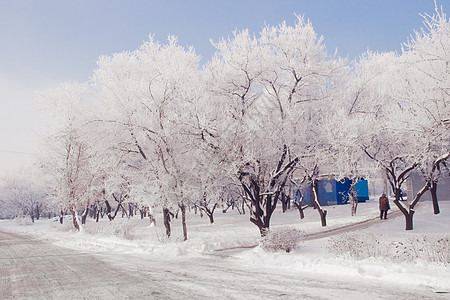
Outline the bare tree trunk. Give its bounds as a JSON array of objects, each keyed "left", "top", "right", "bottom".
[
  {"left": 69, "top": 205, "right": 81, "bottom": 231},
  {"left": 427, "top": 152, "right": 449, "bottom": 215},
  {"left": 293, "top": 190, "right": 307, "bottom": 219},
  {"left": 105, "top": 200, "right": 112, "bottom": 221},
  {"left": 207, "top": 211, "right": 214, "bottom": 224},
  {"left": 394, "top": 182, "right": 427, "bottom": 231},
  {"left": 286, "top": 184, "right": 292, "bottom": 210},
  {"left": 222, "top": 202, "right": 232, "bottom": 213},
  {"left": 128, "top": 203, "right": 134, "bottom": 217},
  {"left": 240, "top": 145, "right": 298, "bottom": 236},
  {"left": 59, "top": 209, "right": 64, "bottom": 224},
  {"left": 139, "top": 206, "right": 147, "bottom": 219},
  {"left": 163, "top": 208, "right": 171, "bottom": 238},
  {"left": 180, "top": 204, "right": 187, "bottom": 241},
  {"left": 350, "top": 180, "right": 359, "bottom": 216},
  {"left": 81, "top": 207, "right": 89, "bottom": 225},
  {"left": 237, "top": 199, "right": 246, "bottom": 215},
  {"left": 281, "top": 193, "right": 288, "bottom": 213},
  {"left": 405, "top": 211, "right": 414, "bottom": 230},
  {"left": 311, "top": 180, "right": 327, "bottom": 227},
  {"left": 88, "top": 205, "right": 94, "bottom": 218},
  {"left": 430, "top": 181, "right": 440, "bottom": 215},
  {"left": 148, "top": 213, "right": 156, "bottom": 226},
  {"left": 35, "top": 204, "right": 40, "bottom": 220},
  {"left": 318, "top": 209, "right": 327, "bottom": 227},
  {"left": 363, "top": 148, "right": 419, "bottom": 231},
  {"left": 105, "top": 200, "right": 125, "bottom": 221},
  {"left": 198, "top": 203, "right": 217, "bottom": 224}
]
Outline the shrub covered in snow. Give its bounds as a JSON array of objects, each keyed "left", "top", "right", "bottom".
[
  {"left": 260, "top": 226, "right": 305, "bottom": 253},
  {"left": 327, "top": 232, "right": 388, "bottom": 259},
  {"left": 98, "top": 220, "right": 136, "bottom": 240},
  {"left": 14, "top": 216, "right": 33, "bottom": 226},
  {"left": 394, "top": 234, "right": 450, "bottom": 265},
  {"left": 14, "top": 215, "right": 34, "bottom": 226},
  {"left": 328, "top": 232, "right": 450, "bottom": 266}
]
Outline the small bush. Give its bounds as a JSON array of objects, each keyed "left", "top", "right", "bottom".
[
  {"left": 14, "top": 216, "right": 33, "bottom": 226},
  {"left": 106, "top": 220, "right": 135, "bottom": 240},
  {"left": 260, "top": 226, "right": 305, "bottom": 253},
  {"left": 54, "top": 221, "right": 73, "bottom": 232},
  {"left": 154, "top": 228, "right": 172, "bottom": 243}
]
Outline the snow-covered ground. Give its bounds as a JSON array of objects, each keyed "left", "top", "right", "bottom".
[{"left": 1, "top": 199, "right": 449, "bottom": 298}]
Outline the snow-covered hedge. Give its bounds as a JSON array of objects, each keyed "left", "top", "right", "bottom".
[
  {"left": 106, "top": 220, "right": 135, "bottom": 240},
  {"left": 260, "top": 226, "right": 305, "bottom": 253},
  {"left": 82, "top": 220, "right": 136, "bottom": 240},
  {"left": 328, "top": 232, "right": 450, "bottom": 266},
  {"left": 394, "top": 234, "right": 450, "bottom": 265},
  {"left": 327, "top": 232, "right": 388, "bottom": 259},
  {"left": 14, "top": 216, "right": 34, "bottom": 226}
]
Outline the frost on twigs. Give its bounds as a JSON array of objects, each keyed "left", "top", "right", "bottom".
[
  {"left": 260, "top": 226, "right": 305, "bottom": 253},
  {"left": 154, "top": 227, "right": 172, "bottom": 243},
  {"left": 327, "top": 232, "right": 387, "bottom": 259},
  {"left": 328, "top": 232, "right": 450, "bottom": 266},
  {"left": 393, "top": 234, "right": 450, "bottom": 265}
]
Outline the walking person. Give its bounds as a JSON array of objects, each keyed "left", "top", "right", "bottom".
[{"left": 379, "top": 193, "right": 390, "bottom": 220}]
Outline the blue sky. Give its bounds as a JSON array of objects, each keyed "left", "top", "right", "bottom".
[{"left": 0, "top": 0, "right": 446, "bottom": 176}]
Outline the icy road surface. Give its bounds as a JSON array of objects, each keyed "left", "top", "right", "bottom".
[
  {"left": 1, "top": 230, "right": 446, "bottom": 300},
  {"left": 0, "top": 230, "right": 168, "bottom": 299}
]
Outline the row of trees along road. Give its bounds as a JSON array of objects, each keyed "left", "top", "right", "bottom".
[
  {"left": 0, "top": 171, "right": 52, "bottom": 222},
  {"left": 35, "top": 9, "right": 449, "bottom": 238}
]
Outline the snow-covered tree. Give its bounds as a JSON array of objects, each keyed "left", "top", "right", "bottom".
[
  {"left": 344, "top": 50, "right": 424, "bottom": 230},
  {"left": 361, "top": 6, "right": 449, "bottom": 229},
  {"left": 259, "top": 17, "right": 347, "bottom": 225},
  {"left": 38, "top": 82, "right": 95, "bottom": 231},
  {"left": 400, "top": 4, "right": 450, "bottom": 215},
  {"left": 92, "top": 35, "right": 208, "bottom": 240},
  {"left": 0, "top": 171, "right": 50, "bottom": 221},
  {"left": 34, "top": 6, "right": 447, "bottom": 237},
  {"left": 343, "top": 36, "right": 449, "bottom": 230},
  {"left": 205, "top": 16, "right": 346, "bottom": 234}
]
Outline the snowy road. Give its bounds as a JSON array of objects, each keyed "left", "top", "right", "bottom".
[
  {"left": 1, "top": 229, "right": 446, "bottom": 299},
  {"left": 0, "top": 230, "right": 168, "bottom": 299}
]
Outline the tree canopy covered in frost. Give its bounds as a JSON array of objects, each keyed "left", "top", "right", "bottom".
[
  {"left": 338, "top": 6, "right": 450, "bottom": 229},
  {"left": 34, "top": 8, "right": 449, "bottom": 236}
]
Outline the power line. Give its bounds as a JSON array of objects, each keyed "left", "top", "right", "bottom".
[{"left": 0, "top": 149, "right": 36, "bottom": 155}]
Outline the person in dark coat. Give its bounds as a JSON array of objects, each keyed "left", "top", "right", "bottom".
[{"left": 379, "top": 193, "right": 389, "bottom": 220}]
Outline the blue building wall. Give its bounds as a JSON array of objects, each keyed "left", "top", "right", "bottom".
[
  {"left": 294, "top": 178, "right": 369, "bottom": 206},
  {"left": 318, "top": 180, "right": 338, "bottom": 206},
  {"left": 355, "top": 180, "right": 369, "bottom": 202}
]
